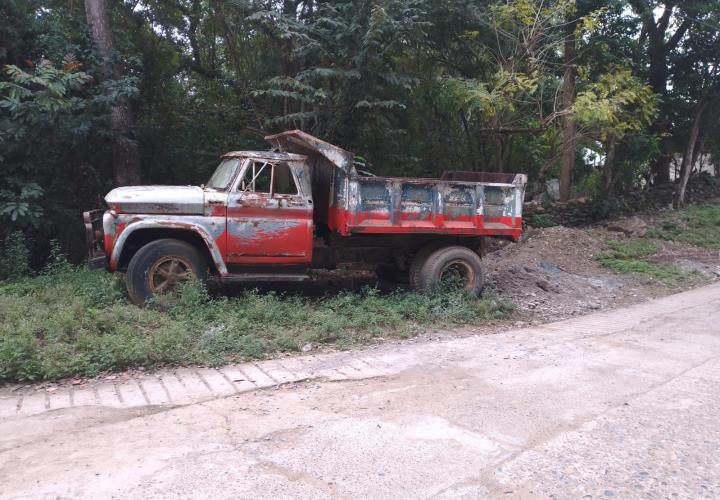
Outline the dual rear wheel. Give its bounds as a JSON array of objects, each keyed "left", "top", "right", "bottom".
[
  {"left": 376, "top": 244, "right": 483, "bottom": 295},
  {"left": 410, "top": 245, "right": 484, "bottom": 295}
]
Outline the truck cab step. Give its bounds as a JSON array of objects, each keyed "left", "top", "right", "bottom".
[{"left": 215, "top": 273, "right": 310, "bottom": 283}]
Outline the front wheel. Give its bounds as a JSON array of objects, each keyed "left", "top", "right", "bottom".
[
  {"left": 126, "top": 239, "right": 208, "bottom": 306},
  {"left": 416, "top": 246, "right": 483, "bottom": 295}
]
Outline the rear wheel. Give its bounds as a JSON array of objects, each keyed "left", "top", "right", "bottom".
[
  {"left": 126, "top": 239, "right": 208, "bottom": 306},
  {"left": 409, "top": 242, "right": 446, "bottom": 290},
  {"left": 417, "top": 246, "right": 483, "bottom": 295}
]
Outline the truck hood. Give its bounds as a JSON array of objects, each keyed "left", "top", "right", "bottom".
[{"left": 105, "top": 186, "right": 205, "bottom": 215}]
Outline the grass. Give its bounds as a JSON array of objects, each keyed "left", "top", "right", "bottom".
[
  {"left": 0, "top": 259, "right": 513, "bottom": 382},
  {"left": 596, "top": 236, "right": 699, "bottom": 288},
  {"left": 597, "top": 239, "right": 659, "bottom": 260},
  {"left": 645, "top": 205, "right": 720, "bottom": 250},
  {"left": 596, "top": 205, "right": 720, "bottom": 286}
]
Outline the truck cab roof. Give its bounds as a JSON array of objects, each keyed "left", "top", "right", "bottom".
[{"left": 221, "top": 151, "right": 307, "bottom": 162}]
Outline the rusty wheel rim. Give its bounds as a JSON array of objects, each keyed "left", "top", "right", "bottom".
[
  {"left": 440, "top": 259, "right": 476, "bottom": 290},
  {"left": 148, "top": 256, "right": 195, "bottom": 294}
]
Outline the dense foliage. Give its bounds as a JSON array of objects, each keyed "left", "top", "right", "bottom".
[{"left": 1, "top": 0, "right": 719, "bottom": 265}]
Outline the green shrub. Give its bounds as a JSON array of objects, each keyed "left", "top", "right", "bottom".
[
  {"left": 588, "top": 197, "right": 629, "bottom": 221},
  {"left": 0, "top": 231, "right": 31, "bottom": 281},
  {"left": 527, "top": 213, "right": 556, "bottom": 228}
]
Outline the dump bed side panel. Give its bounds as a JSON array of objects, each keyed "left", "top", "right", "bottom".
[
  {"left": 265, "top": 131, "right": 526, "bottom": 240},
  {"left": 328, "top": 175, "right": 526, "bottom": 240}
]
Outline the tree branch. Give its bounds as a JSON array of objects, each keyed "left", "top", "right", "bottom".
[
  {"left": 665, "top": 18, "right": 692, "bottom": 51},
  {"left": 542, "top": 109, "right": 572, "bottom": 127},
  {"left": 656, "top": 4, "right": 674, "bottom": 35}
]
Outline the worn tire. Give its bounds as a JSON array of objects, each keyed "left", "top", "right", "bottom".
[
  {"left": 417, "top": 245, "right": 483, "bottom": 295},
  {"left": 126, "top": 238, "right": 207, "bottom": 306},
  {"left": 409, "top": 242, "right": 446, "bottom": 290}
]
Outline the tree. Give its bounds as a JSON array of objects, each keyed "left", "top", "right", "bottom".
[
  {"left": 628, "top": 0, "right": 693, "bottom": 184},
  {"left": 437, "top": 0, "right": 610, "bottom": 201},
  {"left": 572, "top": 69, "right": 658, "bottom": 195},
  {"left": 250, "top": 0, "right": 427, "bottom": 168},
  {"left": 674, "top": 97, "right": 709, "bottom": 208},
  {"left": 560, "top": 13, "right": 578, "bottom": 201},
  {"left": 0, "top": 58, "right": 93, "bottom": 236},
  {"left": 671, "top": 4, "right": 720, "bottom": 207},
  {"left": 84, "top": 0, "right": 141, "bottom": 186}
]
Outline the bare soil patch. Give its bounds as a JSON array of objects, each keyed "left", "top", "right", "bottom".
[{"left": 483, "top": 225, "right": 720, "bottom": 322}]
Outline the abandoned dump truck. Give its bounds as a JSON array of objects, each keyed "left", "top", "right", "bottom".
[{"left": 84, "top": 130, "right": 527, "bottom": 305}]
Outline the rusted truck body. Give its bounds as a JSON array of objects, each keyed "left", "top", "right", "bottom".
[{"left": 84, "top": 131, "right": 526, "bottom": 304}]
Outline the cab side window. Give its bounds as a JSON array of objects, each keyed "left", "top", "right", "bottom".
[
  {"left": 239, "top": 161, "right": 272, "bottom": 193},
  {"left": 238, "top": 161, "right": 298, "bottom": 195},
  {"left": 272, "top": 163, "right": 298, "bottom": 195}
]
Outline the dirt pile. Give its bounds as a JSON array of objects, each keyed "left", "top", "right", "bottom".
[{"left": 484, "top": 227, "right": 664, "bottom": 321}]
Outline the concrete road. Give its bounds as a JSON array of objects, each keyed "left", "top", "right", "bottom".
[{"left": 1, "top": 283, "right": 719, "bottom": 499}]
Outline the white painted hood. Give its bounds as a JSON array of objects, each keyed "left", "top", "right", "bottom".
[{"left": 105, "top": 186, "right": 205, "bottom": 214}]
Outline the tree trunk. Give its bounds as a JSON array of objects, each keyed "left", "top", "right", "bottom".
[
  {"left": 534, "top": 143, "right": 559, "bottom": 200},
  {"left": 652, "top": 133, "right": 672, "bottom": 183},
  {"left": 647, "top": 33, "right": 671, "bottom": 183},
  {"left": 690, "top": 129, "right": 709, "bottom": 174},
  {"left": 674, "top": 99, "right": 708, "bottom": 209},
  {"left": 494, "top": 135, "right": 504, "bottom": 172},
  {"left": 559, "top": 19, "right": 577, "bottom": 202},
  {"left": 459, "top": 111, "right": 477, "bottom": 171},
  {"left": 603, "top": 136, "right": 617, "bottom": 196},
  {"left": 84, "top": 0, "right": 141, "bottom": 186}
]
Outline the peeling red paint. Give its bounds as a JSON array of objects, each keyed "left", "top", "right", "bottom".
[
  {"left": 226, "top": 202, "right": 313, "bottom": 265},
  {"left": 329, "top": 207, "right": 522, "bottom": 240}
]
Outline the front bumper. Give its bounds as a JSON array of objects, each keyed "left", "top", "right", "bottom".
[{"left": 83, "top": 209, "right": 107, "bottom": 269}]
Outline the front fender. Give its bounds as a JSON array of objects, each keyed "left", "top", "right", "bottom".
[{"left": 111, "top": 218, "right": 228, "bottom": 276}]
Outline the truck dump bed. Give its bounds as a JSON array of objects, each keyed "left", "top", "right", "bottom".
[
  {"left": 334, "top": 172, "right": 525, "bottom": 239},
  {"left": 265, "top": 131, "right": 527, "bottom": 241}
]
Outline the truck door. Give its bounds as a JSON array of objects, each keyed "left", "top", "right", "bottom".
[{"left": 226, "top": 160, "right": 313, "bottom": 265}]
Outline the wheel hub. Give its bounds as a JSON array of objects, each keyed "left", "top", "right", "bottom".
[
  {"left": 148, "top": 256, "right": 195, "bottom": 294},
  {"left": 440, "top": 259, "right": 476, "bottom": 290}
]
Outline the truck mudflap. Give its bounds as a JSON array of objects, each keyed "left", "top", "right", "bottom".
[{"left": 83, "top": 209, "right": 107, "bottom": 269}]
